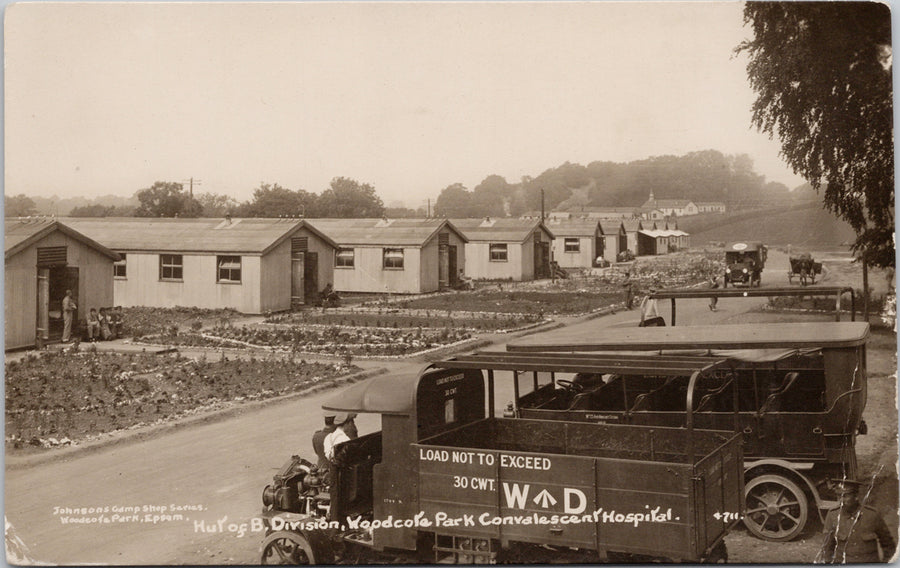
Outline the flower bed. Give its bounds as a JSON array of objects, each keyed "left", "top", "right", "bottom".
[
  {"left": 137, "top": 323, "right": 473, "bottom": 356},
  {"left": 122, "top": 306, "right": 240, "bottom": 339},
  {"left": 5, "top": 350, "right": 357, "bottom": 450},
  {"left": 395, "top": 252, "right": 724, "bottom": 315},
  {"left": 264, "top": 310, "right": 542, "bottom": 331}
]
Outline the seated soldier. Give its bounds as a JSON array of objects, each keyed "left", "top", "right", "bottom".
[{"left": 85, "top": 309, "right": 101, "bottom": 342}]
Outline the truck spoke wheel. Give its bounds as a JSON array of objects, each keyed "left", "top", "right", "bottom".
[
  {"left": 743, "top": 475, "right": 808, "bottom": 541},
  {"left": 261, "top": 531, "right": 316, "bottom": 565}
]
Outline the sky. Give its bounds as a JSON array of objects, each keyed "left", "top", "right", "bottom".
[{"left": 4, "top": 1, "right": 810, "bottom": 209}]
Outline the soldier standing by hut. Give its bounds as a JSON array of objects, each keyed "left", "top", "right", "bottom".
[
  {"left": 818, "top": 480, "right": 895, "bottom": 563},
  {"left": 623, "top": 273, "right": 635, "bottom": 310}
]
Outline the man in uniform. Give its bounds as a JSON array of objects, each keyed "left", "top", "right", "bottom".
[
  {"left": 61, "top": 289, "right": 77, "bottom": 342},
  {"left": 819, "top": 480, "right": 896, "bottom": 563},
  {"left": 623, "top": 273, "right": 635, "bottom": 310},
  {"left": 311, "top": 412, "right": 337, "bottom": 469},
  {"left": 324, "top": 413, "right": 358, "bottom": 462}
]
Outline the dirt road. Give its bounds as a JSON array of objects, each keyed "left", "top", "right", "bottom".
[{"left": 6, "top": 250, "right": 896, "bottom": 564}]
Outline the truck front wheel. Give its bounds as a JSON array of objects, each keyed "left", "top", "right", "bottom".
[{"left": 261, "top": 530, "right": 334, "bottom": 565}]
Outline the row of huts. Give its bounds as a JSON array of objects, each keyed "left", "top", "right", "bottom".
[{"left": 5, "top": 216, "right": 688, "bottom": 349}]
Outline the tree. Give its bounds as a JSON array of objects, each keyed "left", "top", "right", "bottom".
[
  {"left": 434, "top": 183, "right": 475, "bottom": 217},
  {"left": 236, "top": 183, "right": 315, "bottom": 217},
  {"left": 69, "top": 204, "right": 117, "bottom": 217},
  {"left": 738, "top": 2, "right": 894, "bottom": 267},
  {"left": 5, "top": 194, "right": 37, "bottom": 217},
  {"left": 195, "top": 192, "right": 239, "bottom": 217},
  {"left": 317, "top": 177, "right": 384, "bottom": 218},
  {"left": 472, "top": 175, "right": 512, "bottom": 217},
  {"left": 134, "top": 182, "right": 202, "bottom": 218}
]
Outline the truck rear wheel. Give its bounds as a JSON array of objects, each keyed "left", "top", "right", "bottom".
[{"left": 743, "top": 474, "right": 808, "bottom": 541}]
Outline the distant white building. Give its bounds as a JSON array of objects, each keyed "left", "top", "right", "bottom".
[
  {"left": 696, "top": 201, "right": 727, "bottom": 213},
  {"left": 640, "top": 192, "right": 699, "bottom": 217}
]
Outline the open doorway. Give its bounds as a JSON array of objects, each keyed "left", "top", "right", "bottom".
[{"left": 38, "top": 266, "right": 79, "bottom": 342}]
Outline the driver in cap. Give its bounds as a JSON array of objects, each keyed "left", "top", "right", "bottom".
[{"left": 324, "top": 412, "right": 358, "bottom": 461}]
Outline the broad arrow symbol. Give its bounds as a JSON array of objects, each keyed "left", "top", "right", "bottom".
[{"left": 533, "top": 489, "right": 557, "bottom": 508}]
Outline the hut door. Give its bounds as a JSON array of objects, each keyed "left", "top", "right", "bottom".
[
  {"left": 534, "top": 241, "right": 550, "bottom": 279},
  {"left": 291, "top": 252, "right": 305, "bottom": 307},
  {"left": 36, "top": 268, "right": 50, "bottom": 340},
  {"left": 438, "top": 246, "right": 449, "bottom": 288},
  {"left": 448, "top": 246, "right": 458, "bottom": 286},
  {"left": 438, "top": 233, "right": 450, "bottom": 288},
  {"left": 303, "top": 252, "right": 318, "bottom": 304}
]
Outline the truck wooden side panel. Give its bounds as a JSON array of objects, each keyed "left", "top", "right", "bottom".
[{"left": 415, "top": 418, "right": 742, "bottom": 561}]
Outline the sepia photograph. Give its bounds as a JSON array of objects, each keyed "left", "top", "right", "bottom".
[{"left": 4, "top": 1, "right": 897, "bottom": 565}]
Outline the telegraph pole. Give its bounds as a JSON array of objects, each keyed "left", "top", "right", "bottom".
[{"left": 182, "top": 177, "right": 202, "bottom": 198}]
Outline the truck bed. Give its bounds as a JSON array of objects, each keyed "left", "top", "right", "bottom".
[{"left": 414, "top": 418, "right": 742, "bottom": 561}]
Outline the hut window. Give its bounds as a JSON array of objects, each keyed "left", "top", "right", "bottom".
[
  {"left": 113, "top": 254, "right": 127, "bottom": 278},
  {"left": 335, "top": 248, "right": 355, "bottom": 268},
  {"left": 490, "top": 244, "right": 508, "bottom": 262},
  {"left": 383, "top": 248, "right": 404, "bottom": 269},
  {"left": 564, "top": 238, "right": 580, "bottom": 253},
  {"left": 159, "top": 254, "right": 183, "bottom": 280},
  {"left": 217, "top": 256, "right": 241, "bottom": 283}
]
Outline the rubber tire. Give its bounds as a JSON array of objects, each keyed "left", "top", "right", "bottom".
[
  {"left": 743, "top": 474, "right": 809, "bottom": 542},
  {"left": 261, "top": 531, "right": 316, "bottom": 565}
]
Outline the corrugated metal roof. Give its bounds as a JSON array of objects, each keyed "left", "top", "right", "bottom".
[
  {"left": 450, "top": 218, "right": 554, "bottom": 242},
  {"left": 5, "top": 218, "right": 120, "bottom": 260},
  {"left": 599, "top": 220, "right": 625, "bottom": 234},
  {"left": 5, "top": 218, "right": 56, "bottom": 252},
  {"left": 621, "top": 219, "right": 643, "bottom": 232},
  {"left": 60, "top": 217, "right": 336, "bottom": 254},
  {"left": 545, "top": 219, "right": 602, "bottom": 237},
  {"left": 306, "top": 218, "right": 466, "bottom": 246}
]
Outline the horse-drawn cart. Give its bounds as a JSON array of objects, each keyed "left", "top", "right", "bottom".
[{"left": 788, "top": 253, "right": 822, "bottom": 285}]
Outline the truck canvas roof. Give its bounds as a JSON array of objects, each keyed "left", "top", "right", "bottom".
[{"left": 507, "top": 322, "right": 870, "bottom": 352}]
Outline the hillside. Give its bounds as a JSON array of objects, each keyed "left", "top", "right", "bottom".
[{"left": 682, "top": 202, "right": 856, "bottom": 247}]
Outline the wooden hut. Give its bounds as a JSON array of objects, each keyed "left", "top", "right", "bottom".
[
  {"left": 64, "top": 217, "right": 336, "bottom": 313},
  {"left": 307, "top": 218, "right": 467, "bottom": 294},
  {"left": 451, "top": 218, "right": 554, "bottom": 281},
  {"left": 5, "top": 218, "right": 119, "bottom": 349}
]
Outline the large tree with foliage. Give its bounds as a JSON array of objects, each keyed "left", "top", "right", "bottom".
[
  {"left": 5, "top": 194, "right": 37, "bottom": 217},
  {"left": 134, "top": 181, "right": 202, "bottom": 218},
  {"left": 317, "top": 177, "right": 384, "bottom": 218},
  {"left": 434, "top": 183, "right": 476, "bottom": 217},
  {"left": 738, "top": 2, "right": 894, "bottom": 267},
  {"left": 195, "top": 192, "right": 239, "bottom": 217},
  {"left": 236, "top": 183, "right": 316, "bottom": 217}
]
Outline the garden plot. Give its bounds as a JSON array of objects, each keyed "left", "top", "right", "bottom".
[
  {"left": 5, "top": 350, "right": 357, "bottom": 451},
  {"left": 398, "top": 251, "right": 724, "bottom": 315},
  {"left": 123, "top": 306, "right": 240, "bottom": 339},
  {"left": 263, "top": 308, "right": 544, "bottom": 331},
  {"left": 135, "top": 323, "right": 475, "bottom": 357}
]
